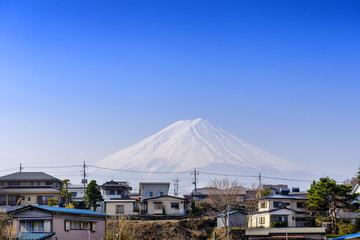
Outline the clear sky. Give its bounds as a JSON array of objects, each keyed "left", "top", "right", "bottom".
[{"left": 0, "top": 0, "right": 359, "bottom": 188}]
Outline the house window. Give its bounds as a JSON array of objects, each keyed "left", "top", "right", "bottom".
[
  {"left": 146, "top": 192, "right": 153, "bottom": 198},
  {"left": 259, "top": 217, "right": 265, "bottom": 224},
  {"left": 28, "top": 197, "right": 31, "bottom": 201},
  {"left": 274, "top": 202, "right": 283, "bottom": 207},
  {"left": 275, "top": 216, "right": 288, "bottom": 222},
  {"left": 20, "top": 220, "right": 44, "bottom": 232},
  {"left": 71, "top": 192, "right": 78, "bottom": 197},
  {"left": 38, "top": 196, "right": 54, "bottom": 205},
  {"left": 0, "top": 196, "right": 6, "bottom": 205},
  {"left": 45, "top": 182, "right": 53, "bottom": 186},
  {"left": 284, "top": 202, "right": 290, "bottom": 207},
  {"left": 9, "top": 181, "right": 20, "bottom": 186},
  {"left": 31, "top": 182, "right": 34, "bottom": 186},
  {"left": 66, "top": 221, "right": 96, "bottom": 231},
  {"left": 37, "top": 182, "right": 40, "bottom": 186},
  {"left": 260, "top": 202, "right": 267, "bottom": 208},
  {"left": 8, "top": 195, "right": 21, "bottom": 205},
  {"left": 297, "top": 202, "right": 305, "bottom": 208},
  {"left": 116, "top": 205, "right": 124, "bottom": 214},
  {"left": 108, "top": 190, "right": 116, "bottom": 195},
  {"left": 171, "top": 202, "right": 179, "bottom": 209},
  {"left": 1, "top": 182, "right": 4, "bottom": 186},
  {"left": 157, "top": 192, "right": 163, "bottom": 197},
  {"left": 154, "top": 202, "right": 162, "bottom": 210}
]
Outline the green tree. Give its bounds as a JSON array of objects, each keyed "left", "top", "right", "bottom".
[
  {"left": 357, "top": 165, "right": 360, "bottom": 184},
  {"left": 84, "top": 180, "right": 103, "bottom": 211},
  {"left": 48, "top": 198, "right": 57, "bottom": 206},
  {"left": 308, "top": 177, "right": 358, "bottom": 234},
  {"left": 61, "top": 179, "right": 72, "bottom": 206}
]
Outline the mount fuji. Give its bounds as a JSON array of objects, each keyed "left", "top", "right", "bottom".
[{"left": 95, "top": 119, "right": 306, "bottom": 175}]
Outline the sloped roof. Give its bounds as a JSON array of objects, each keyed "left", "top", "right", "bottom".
[
  {"left": 333, "top": 232, "right": 360, "bottom": 240},
  {"left": 251, "top": 207, "right": 305, "bottom": 215},
  {"left": 13, "top": 232, "right": 55, "bottom": 239},
  {"left": 246, "top": 227, "right": 326, "bottom": 236},
  {"left": 262, "top": 194, "right": 307, "bottom": 200},
  {"left": 9, "top": 205, "right": 109, "bottom": 217},
  {"left": 142, "top": 195, "right": 185, "bottom": 201},
  {"left": 0, "top": 188, "right": 61, "bottom": 194},
  {"left": 0, "top": 172, "right": 60, "bottom": 182}
]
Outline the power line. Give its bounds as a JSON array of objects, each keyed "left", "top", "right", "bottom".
[
  {"left": 24, "top": 165, "right": 82, "bottom": 169},
  {"left": 201, "top": 171, "right": 258, "bottom": 178},
  {"left": 87, "top": 165, "right": 191, "bottom": 174},
  {"left": 262, "top": 176, "right": 313, "bottom": 183}
]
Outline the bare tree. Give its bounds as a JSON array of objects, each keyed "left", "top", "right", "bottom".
[{"left": 206, "top": 178, "right": 245, "bottom": 233}]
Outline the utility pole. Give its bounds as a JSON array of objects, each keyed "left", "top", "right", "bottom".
[
  {"left": 191, "top": 169, "right": 199, "bottom": 199},
  {"left": 19, "top": 163, "right": 23, "bottom": 173},
  {"left": 258, "top": 172, "right": 262, "bottom": 198},
  {"left": 82, "top": 161, "right": 87, "bottom": 195},
  {"left": 173, "top": 177, "right": 179, "bottom": 197},
  {"left": 227, "top": 202, "right": 230, "bottom": 240}
]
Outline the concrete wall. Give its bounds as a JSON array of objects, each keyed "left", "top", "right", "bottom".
[
  {"left": 217, "top": 213, "right": 247, "bottom": 228},
  {"left": 141, "top": 184, "right": 169, "bottom": 200},
  {"left": 146, "top": 196, "right": 185, "bottom": 215},
  {"left": 105, "top": 201, "right": 134, "bottom": 215}
]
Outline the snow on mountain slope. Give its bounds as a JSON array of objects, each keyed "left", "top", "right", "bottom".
[{"left": 95, "top": 118, "right": 305, "bottom": 173}]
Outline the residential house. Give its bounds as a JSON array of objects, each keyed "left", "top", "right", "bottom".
[
  {"left": 68, "top": 184, "right": 86, "bottom": 204},
  {"left": 141, "top": 195, "right": 186, "bottom": 216},
  {"left": 100, "top": 180, "right": 134, "bottom": 215},
  {"left": 139, "top": 182, "right": 170, "bottom": 200},
  {"left": 263, "top": 184, "right": 288, "bottom": 196},
  {"left": 9, "top": 205, "right": 108, "bottom": 240},
  {"left": 246, "top": 227, "right": 326, "bottom": 240},
  {"left": 338, "top": 183, "right": 360, "bottom": 224},
  {"left": 190, "top": 187, "right": 256, "bottom": 201},
  {"left": 0, "top": 172, "right": 62, "bottom": 210},
  {"left": 103, "top": 199, "right": 136, "bottom": 216},
  {"left": 100, "top": 180, "right": 132, "bottom": 200},
  {"left": 248, "top": 188, "right": 312, "bottom": 228},
  {"left": 217, "top": 210, "right": 247, "bottom": 228}
]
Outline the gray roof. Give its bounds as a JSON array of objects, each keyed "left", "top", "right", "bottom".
[
  {"left": 251, "top": 207, "right": 306, "bottom": 215},
  {"left": 246, "top": 227, "right": 326, "bottom": 236},
  {"left": 0, "top": 172, "right": 61, "bottom": 182},
  {"left": 0, "top": 188, "right": 61, "bottom": 194}
]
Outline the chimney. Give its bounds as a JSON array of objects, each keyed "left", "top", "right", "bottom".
[
  {"left": 292, "top": 187, "right": 300, "bottom": 192},
  {"left": 280, "top": 188, "right": 290, "bottom": 195}
]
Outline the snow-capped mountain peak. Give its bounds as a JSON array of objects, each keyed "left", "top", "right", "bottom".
[{"left": 95, "top": 119, "right": 305, "bottom": 173}]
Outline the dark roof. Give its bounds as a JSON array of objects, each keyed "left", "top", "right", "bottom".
[
  {"left": 100, "top": 180, "right": 132, "bottom": 190},
  {"left": 9, "top": 205, "right": 109, "bottom": 217},
  {"left": 261, "top": 194, "right": 307, "bottom": 200},
  {"left": 0, "top": 172, "right": 61, "bottom": 182},
  {"left": 142, "top": 195, "right": 185, "bottom": 201}
]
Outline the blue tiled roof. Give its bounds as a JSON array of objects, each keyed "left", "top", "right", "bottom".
[
  {"left": 332, "top": 232, "right": 360, "bottom": 240},
  {"left": 31, "top": 205, "right": 109, "bottom": 217},
  {"left": 13, "top": 232, "right": 55, "bottom": 240}
]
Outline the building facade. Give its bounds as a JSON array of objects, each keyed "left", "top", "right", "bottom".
[{"left": 0, "top": 172, "right": 62, "bottom": 210}]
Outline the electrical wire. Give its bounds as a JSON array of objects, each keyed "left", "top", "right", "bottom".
[{"left": 87, "top": 165, "right": 191, "bottom": 174}]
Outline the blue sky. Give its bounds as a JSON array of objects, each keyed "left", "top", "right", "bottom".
[{"left": 0, "top": 0, "right": 359, "bottom": 187}]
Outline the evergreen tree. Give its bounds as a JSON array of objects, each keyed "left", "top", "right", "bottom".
[
  {"left": 61, "top": 179, "right": 72, "bottom": 206},
  {"left": 357, "top": 165, "right": 360, "bottom": 184},
  {"left": 308, "top": 177, "right": 358, "bottom": 234},
  {"left": 84, "top": 180, "right": 103, "bottom": 211}
]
